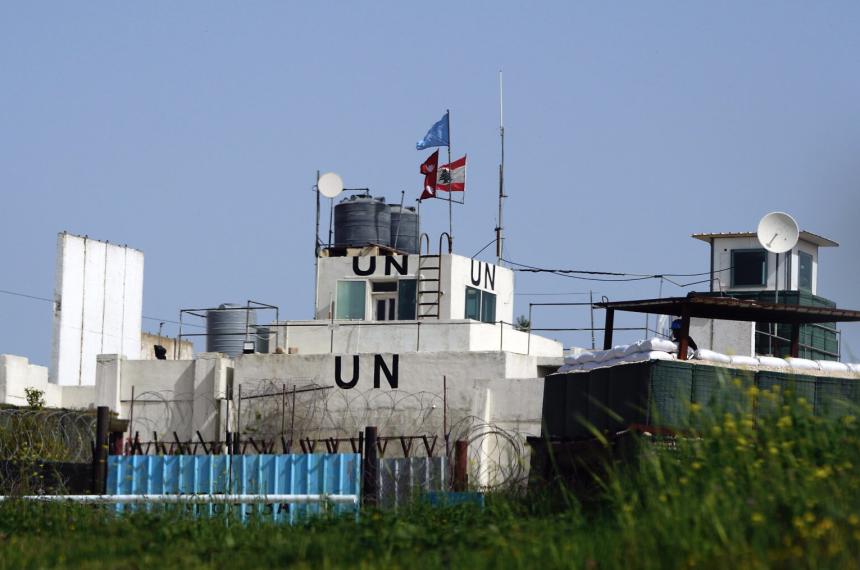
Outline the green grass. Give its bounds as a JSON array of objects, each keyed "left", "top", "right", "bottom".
[{"left": 1, "top": 383, "right": 859, "bottom": 569}]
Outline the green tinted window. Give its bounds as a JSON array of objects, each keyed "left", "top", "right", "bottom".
[
  {"left": 335, "top": 281, "right": 366, "bottom": 320},
  {"left": 480, "top": 291, "right": 496, "bottom": 323},
  {"left": 397, "top": 279, "right": 417, "bottom": 320},
  {"left": 465, "top": 287, "right": 481, "bottom": 320},
  {"left": 798, "top": 251, "right": 813, "bottom": 292}
]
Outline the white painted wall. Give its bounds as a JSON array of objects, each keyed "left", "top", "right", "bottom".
[
  {"left": 51, "top": 233, "right": 144, "bottom": 386},
  {"left": 689, "top": 318, "right": 755, "bottom": 356},
  {"left": 0, "top": 354, "right": 97, "bottom": 409},
  {"left": 709, "top": 236, "right": 820, "bottom": 295},
  {"left": 271, "top": 319, "right": 562, "bottom": 358},
  {"left": 313, "top": 253, "right": 514, "bottom": 323}
]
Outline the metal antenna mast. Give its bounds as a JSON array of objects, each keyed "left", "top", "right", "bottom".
[{"left": 496, "top": 70, "right": 506, "bottom": 266}]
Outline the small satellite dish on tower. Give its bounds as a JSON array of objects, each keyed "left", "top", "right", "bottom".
[
  {"left": 757, "top": 212, "right": 799, "bottom": 254},
  {"left": 318, "top": 172, "right": 344, "bottom": 199}
]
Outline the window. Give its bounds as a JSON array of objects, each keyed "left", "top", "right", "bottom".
[
  {"left": 798, "top": 251, "right": 813, "bottom": 292},
  {"left": 397, "top": 279, "right": 417, "bottom": 320},
  {"left": 465, "top": 286, "right": 497, "bottom": 324},
  {"left": 481, "top": 291, "right": 496, "bottom": 323},
  {"left": 335, "top": 281, "right": 366, "bottom": 320},
  {"left": 732, "top": 249, "right": 768, "bottom": 287},
  {"left": 465, "top": 287, "right": 481, "bottom": 320},
  {"left": 366, "top": 279, "right": 417, "bottom": 321}
]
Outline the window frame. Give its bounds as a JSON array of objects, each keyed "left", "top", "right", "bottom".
[
  {"left": 465, "top": 286, "right": 497, "bottom": 324},
  {"left": 335, "top": 280, "right": 367, "bottom": 320},
  {"left": 731, "top": 248, "right": 769, "bottom": 288}
]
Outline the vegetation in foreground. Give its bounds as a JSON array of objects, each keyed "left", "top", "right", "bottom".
[{"left": 1, "top": 383, "right": 859, "bottom": 569}]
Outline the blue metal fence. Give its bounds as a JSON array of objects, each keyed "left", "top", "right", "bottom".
[{"left": 107, "top": 454, "right": 360, "bottom": 522}]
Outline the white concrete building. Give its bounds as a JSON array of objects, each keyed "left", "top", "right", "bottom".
[
  {"left": 1, "top": 240, "right": 562, "bottom": 485},
  {"left": 689, "top": 230, "right": 841, "bottom": 359}
]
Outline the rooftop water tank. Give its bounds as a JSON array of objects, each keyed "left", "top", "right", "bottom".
[
  {"left": 334, "top": 196, "right": 391, "bottom": 248},
  {"left": 389, "top": 205, "right": 420, "bottom": 254},
  {"left": 206, "top": 304, "right": 255, "bottom": 357}
]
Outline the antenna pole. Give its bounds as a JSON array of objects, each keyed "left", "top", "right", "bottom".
[
  {"left": 393, "top": 190, "right": 405, "bottom": 250},
  {"left": 314, "top": 170, "right": 320, "bottom": 315},
  {"left": 447, "top": 109, "right": 453, "bottom": 249},
  {"left": 496, "top": 71, "right": 506, "bottom": 266}
]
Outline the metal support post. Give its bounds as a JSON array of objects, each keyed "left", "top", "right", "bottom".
[
  {"left": 453, "top": 440, "right": 468, "bottom": 491},
  {"left": 92, "top": 406, "right": 110, "bottom": 494},
  {"left": 678, "top": 305, "right": 691, "bottom": 361},
  {"left": 362, "top": 426, "right": 378, "bottom": 507},
  {"left": 790, "top": 322, "right": 801, "bottom": 358},
  {"left": 603, "top": 308, "right": 615, "bottom": 350}
]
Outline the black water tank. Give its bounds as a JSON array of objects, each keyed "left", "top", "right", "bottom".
[
  {"left": 389, "top": 205, "right": 419, "bottom": 254},
  {"left": 334, "top": 196, "right": 391, "bottom": 248}
]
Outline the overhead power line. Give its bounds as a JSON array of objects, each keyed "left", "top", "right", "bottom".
[{"left": 501, "top": 258, "right": 730, "bottom": 286}]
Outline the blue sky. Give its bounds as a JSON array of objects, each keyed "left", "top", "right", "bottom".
[{"left": 2, "top": 2, "right": 859, "bottom": 364}]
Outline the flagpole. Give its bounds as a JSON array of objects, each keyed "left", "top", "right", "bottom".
[
  {"left": 446, "top": 109, "right": 453, "bottom": 249},
  {"left": 496, "top": 71, "right": 506, "bottom": 267}
]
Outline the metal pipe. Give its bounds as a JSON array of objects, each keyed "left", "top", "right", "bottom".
[{"left": 0, "top": 494, "right": 358, "bottom": 505}]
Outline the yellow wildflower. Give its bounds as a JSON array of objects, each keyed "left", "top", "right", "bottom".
[
  {"left": 848, "top": 514, "right": 859, "bottom": 527},
  {"left": 777, "top": 416, "right": 793, "bottom": 429},
  {"left": 813, "top": 466, "right": 832, "bottom": 480},
  {"left": 690, "top": 402, "right": 702, "bottom": 413},
  {"left": 751, "top": 512, "right": 765, "bottom": 524}
]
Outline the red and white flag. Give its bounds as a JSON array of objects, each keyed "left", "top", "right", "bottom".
[
  {"left": 436, "top": 155, "right": 466, "bottom": 192},
  {"left": 419, "top": 150, "right": 439, "bottom": 200}
]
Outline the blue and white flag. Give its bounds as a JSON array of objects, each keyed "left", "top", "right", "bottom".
[{"left": 416, "top": 112, "right": 450, "bottom": 150}]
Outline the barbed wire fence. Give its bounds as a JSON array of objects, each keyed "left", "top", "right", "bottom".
[{"left": 0, "top": 408, "right": 97, "bottom": 493}]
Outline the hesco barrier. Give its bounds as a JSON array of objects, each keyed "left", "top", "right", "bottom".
[{"left": 541, "top": 361, "right": 860, "bottom": 440}]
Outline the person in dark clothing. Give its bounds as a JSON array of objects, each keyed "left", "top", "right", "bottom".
[{"left": 670, "top": 319, "right": 698, "bottom": 352}]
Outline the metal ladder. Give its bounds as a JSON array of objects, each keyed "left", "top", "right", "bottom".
[{"left": 416, "top": 233, "right": 452, "bottom": 319}]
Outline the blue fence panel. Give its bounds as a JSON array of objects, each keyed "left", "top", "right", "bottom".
[{"left": 107, "top": 454, "right": 361, "bottom": 523}]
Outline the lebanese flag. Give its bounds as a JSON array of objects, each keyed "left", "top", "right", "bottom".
[
  {"left": 419, "top": 150, "right": 439, "bottom": 200},
  {"left": 436, "top": 155, "right": 466, "bottom": 192}
]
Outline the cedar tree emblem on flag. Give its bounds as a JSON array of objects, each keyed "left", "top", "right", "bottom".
[{"left": 435, "top": 155, "right": 466, "bottom": 192}]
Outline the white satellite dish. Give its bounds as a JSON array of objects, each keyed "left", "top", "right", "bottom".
[
  {"left": 318, "top": 172, "right": 344, "bottom": 199},
  {"left": 757, "top": 212, "right": 800, "bottom": 254}
]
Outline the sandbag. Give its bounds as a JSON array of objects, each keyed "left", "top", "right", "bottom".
[
  {"left": 817, "top": 360, "right": 849, "bottom": 373},
  {"left": 729, "top": 355, "right": 760, "bottom": 366},
  {"left": 758, "top": 356, "right": 789, "bottom": 369},
  {"left": 786, "top": 357, "right": 820, "bottom": 372},
  {"left": 693, "top": 349, "right": 731, "bottom": 364}
]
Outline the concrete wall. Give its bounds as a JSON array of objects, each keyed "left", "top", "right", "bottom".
[
  {"left": 709, "top": 236, "right": 819, "bottom": 294},
  {"left": 689, "top": 318, "right": 755, "bottom": 356},
  {"left": 313, "top": 253, "right": 514, "bottom": 323},
  {"left": 271, "top": 319, "right": 563, "bottom": 358},
  {"left": 51, "top": 233, "right": 144, "bottom": 386},
  {"left": 140, "top": 333, "right": 194, "bottom": 360},
  {"left": 0, "top": 354, "right": 98, "bottom": 409},
  {"left": 95, "top": 353, "right": 230, "bottom": 441}
]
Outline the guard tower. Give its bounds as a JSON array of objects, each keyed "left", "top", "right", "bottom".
[{"left": 692, "top": 229, "right": 840, "bottom": 360}]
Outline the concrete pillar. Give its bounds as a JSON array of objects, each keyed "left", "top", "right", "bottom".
[
  {"left": 95, "top": 354, "right": 124, "bottom": 412},
  {"left": 193, "top": 353, "right": 231, "bottom": 442}
]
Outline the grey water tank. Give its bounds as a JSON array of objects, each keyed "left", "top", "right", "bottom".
[
  {"left": 206, "top": 304, "right": 255, "bottom": 357},
  {"left": 334, "top": 196, "right": 391, "bottom": 248},
  {"left": 254, "top": 326, "right": 270, "bottom": 354},
  {"left": 389, "top": 205, "right": 419, "bottom": 254}
]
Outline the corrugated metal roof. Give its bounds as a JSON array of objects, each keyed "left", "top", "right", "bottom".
[
  {"left": 597, "top": 293, "right": 860, "bottom": 323},
  {"left": 691, "top": 231, "right": 838, "bottom": 247}
]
